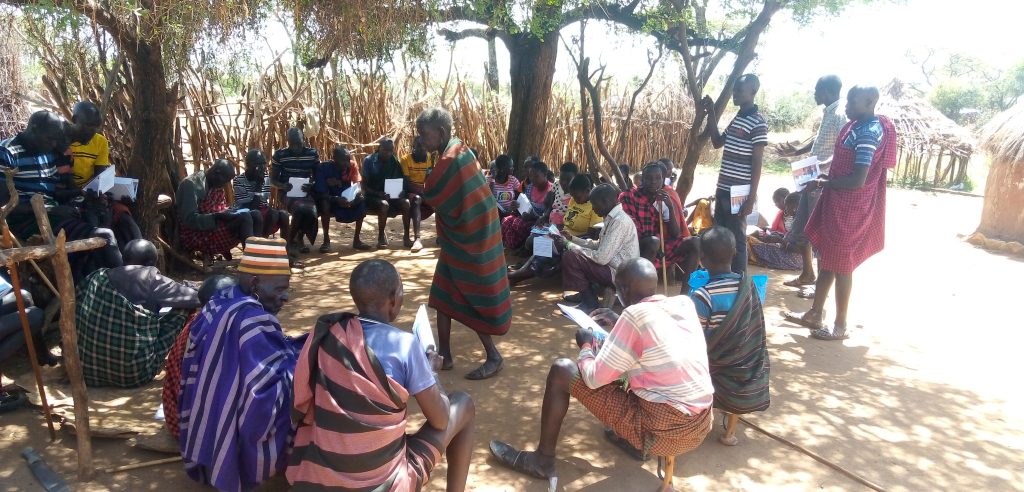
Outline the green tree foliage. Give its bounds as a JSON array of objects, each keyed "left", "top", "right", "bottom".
[{"left": 928, "top": 53, "right": 1024, "bottom": 125}]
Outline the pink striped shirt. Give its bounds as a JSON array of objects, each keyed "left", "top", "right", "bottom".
[{"left": 577, "top": 295, "right": 714, "bottom": 415}]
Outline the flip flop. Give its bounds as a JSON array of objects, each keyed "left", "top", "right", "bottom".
[
  {"left": 488, "top": 440, "right": 556, "bottom": 480},
  {"left": 411, "top": 239, "right": 424, "bottom": 252},
  {"left": 352, "top": 242, "right": 372, "bottom": 251},
  {"left": 319, "top": 242, "right": 331, "bottom": 253},
  {"left": 603, "top": 428, "right": 649, "bottom": 461},
  {"left": 299, "top": 245, "right": 310, "bottom": 254},
  {"left": 465, "top": 358, "right": 504, "bottom": 380},
  {"left": 377, "top": 240, "right": 389, "bottom": 249},
  {"left": 797, "top": 288, "right": 815, "bottom": 299},
  {"left": 783, "top": 278, "right": 816, "bottom": 288},
  {"left": 783, "top": 311, "right": 826, "bottom": 330},
  {"left": 811, "top": 326, "right": 849, "bottom": 341},
  {"left": 440, "top": 358, "right": 454, "bottom": 371}
]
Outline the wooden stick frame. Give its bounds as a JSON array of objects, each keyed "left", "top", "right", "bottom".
[{"left": 0, "top": 169, "right": 102, "bottom": 480}]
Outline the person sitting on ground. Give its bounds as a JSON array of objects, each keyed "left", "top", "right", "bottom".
[
  {"left": 177, "top": 158, "right": 257, "bottom": 261},
  {"left": 501, "top": 159, "right": 552, "bottom": 250},
  {"left": 399, "top": 136, "right": 434, "bottom": 251},
  {"left": 555, "top": 184, "right": 640, "bottom": 312},
  {"left": 749, "top": 191, "right": 803, "bottom": 270},
  {"left": 313, "top": 145, "right": 371, "bottom": 253},
  {"left": 68, "top": 100, "right": 143, "bottom": 250},
  {"left": 508, "top": 174, "right": 602, "bottom": 287},
  {"left": 287, "top": 260, "right": 476, "bottom": 491},
  {"left": 487, "top": 154, "right": 520, "bottom": 218},
  {"left": 1, "top": 110, "right": 123, "bottom": 281},
  {"left": 0, "top": 270, "right": 58, "bottom": 366},
  {"left": 233, "top": 149, "right": 290, "bottom": 239},
  {"left": 490, "top": 257, "right": 714, "bottom": 480},
  {"left": 690, "top": 226, "right": 770, "bottom": 445},
  {"left": 178, "top": 238, "right": 307, "bottom": 491},
  {"left": 620, "top": 162, "right": 699, "bottom": 283},
  {"left": 362, "top": 138, "right": 419, "bottom": 249},
  {"left": 543, "top": 162, "right": 578, "bottom": 226},
  {"left": 272, "top": 128, "right": 320, "bottom": 253},
  {"left": 76, "top": 239, "right": 200, "bottom": 388},
  {"left": 161, "top": 274, "right": 238, "bottom": 441}
]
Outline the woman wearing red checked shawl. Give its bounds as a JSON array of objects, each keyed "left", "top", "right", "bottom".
[{"left": 785, "top": 86, "right": 897, "bottom": 341}]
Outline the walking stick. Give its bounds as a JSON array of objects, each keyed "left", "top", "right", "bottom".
[
  {"left": 0, "top": 181, "right": 56, "bottom": 440},
  {"left": 656, "top": 198, "right": 669, "bottom": 295}
]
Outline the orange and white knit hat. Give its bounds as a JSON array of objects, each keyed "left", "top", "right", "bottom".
[{"left": 237, "top": 238, "right": 290, "bottom": 276}]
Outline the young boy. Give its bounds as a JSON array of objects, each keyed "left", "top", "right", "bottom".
[
  {"left": 314, "top": 145, "right": 371, "bottom": 252},
  {"left": 702, "top": 74, "right": 769, "bottom": 274},
  {"left": 689, "top": 226, "right": 771, "bottom": 446},
  {"left": 287, "top": 260, "right": 476, "bottom": 491}
]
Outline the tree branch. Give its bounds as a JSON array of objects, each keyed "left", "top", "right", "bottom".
[{"left": 438, "top": 27, "right": 494, "bottom": 42}]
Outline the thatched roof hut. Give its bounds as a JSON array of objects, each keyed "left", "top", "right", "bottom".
[
  {"left": 0, "top": 14, "right": 29, "bottom": 137},
  {"left": 877, "top": 79, "right": 975, "bottom": 188},
  {"left": 971, "top": 102, "right": 1024, "bottom": 250}
]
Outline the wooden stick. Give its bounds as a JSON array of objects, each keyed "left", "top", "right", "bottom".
[
  {"left": 3, "top": 240, "right": 55, "bottom": 441},
  {"left": 51, "top": 231, "right": 94, "bottom": 481},
  {"left": 29, "top": 195, "right": 53, "bottom": 243},
  {"left": 7, "top": 235, "right": 60, "bottom": 299},
  {"left": 104, "top": 456, "right": 181, "bottom": 474},
  {"left": 657, "top": 198, "right": 669, "bottom": 294},
  {"left": 739, "top": 416, "right": 888, "bottom": 492},
  {"left": 0, "top": 237, "right": 107, "bottom": 264},
  {"left": 154, "top": 236, "right": 207, "bottom": 274}
]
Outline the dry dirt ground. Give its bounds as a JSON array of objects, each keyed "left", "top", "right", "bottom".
[{"left": 1, "top": 171, "right": 1022, "bottom": 492}]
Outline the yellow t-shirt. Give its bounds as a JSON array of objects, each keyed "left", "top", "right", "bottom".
[
  {"left": 399, "top": 153, "right": 433, "bottom": 186},
  {"left": 70, "top": 133, "right": 110, "bottom": 187},
  {"left": 563, "top": 198, "right": 603, "bottom": 237}
]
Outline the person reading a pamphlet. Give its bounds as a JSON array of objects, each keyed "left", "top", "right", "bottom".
[
  {"left": 68, "top": 100, "right": 144, "bottom": 251},
  {"left": 272, "top": 128, "right": 320, "bottom": 254},
  {"left": 501, "top": 159, "right": 552, "bottom": 250},
  {"left": 313, "top": 145, "right": 371, "bottom": 252},
  {"left": 362, "top": 138, "right": 419, "bottom": 250},
  {"left": 779, "top": 75, "right": 847, "bottom": 291},
  {"left": 176, "top": 159, "right": 258, "bottom": 261},
  {"left": 490, "top": 258, "right": 713, "bottom": 483},
  {"left": 554, "top": 184, "right": 639, "bottom": 313},
  {"left": 287, "top": 259, "right": 476, "bottom": 492},
  {"left": 702, "top": 73, "right": 769, "bottom": 274},
  {"left": 508, "top": 175, "right": 601, "bottom": 287}
]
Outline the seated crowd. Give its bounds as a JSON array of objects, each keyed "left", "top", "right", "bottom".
[{"left": 1, "top": 103, "right": 780, "bottom": 492}]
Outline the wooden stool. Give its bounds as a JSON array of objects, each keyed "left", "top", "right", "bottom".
[{"left": 657, "top": 455, "right": 676, "bottom": 491}]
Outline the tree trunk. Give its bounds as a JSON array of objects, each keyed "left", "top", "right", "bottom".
[
  {"left": 486, "top": 35, "right": 499, "bottom": 92},
  {"left": 123, "top": 42, "right": 178, "bottom": 238},
  {"left": 505, "top": 32, "right": 558, "bottom": 173}
]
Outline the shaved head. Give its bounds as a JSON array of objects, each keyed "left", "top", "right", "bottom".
[
  {"left": 199, "top": 275, "right": 238, "bottom": 304},
  {"left": 123, "top": 239, "right": 158, "bottom": 267},
  {"left": 700, "top": 226, "right": 737, "bottom": 266},
  {"left": 350, "top": 260, "right": 403, "bottom": 318},
  {"left": 615, "top": 258, "right": 659, "bottom": 306}
]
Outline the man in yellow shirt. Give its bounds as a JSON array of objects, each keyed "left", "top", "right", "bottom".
[
  {"left": 398, "top": 136, "right": 435, "bottom": 251},
  {"left": 68, "top": 101, "right": 110, "bottom": 188},
  {"left": 69, "top": 100, "right": 142, "bottom": 249}
]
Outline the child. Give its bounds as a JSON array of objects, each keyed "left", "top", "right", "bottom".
[
  {"left": 748, "top": 192, "right": 802, "bottom": 270},
  {"left": 690, "top": 226, "right": 770, "bottom": 446},
  {"left": 487, "top": 154, "right": 519, "bottom": 217},
  {"left": 562, "top": 175, "right": 602, "bottom": 238}
]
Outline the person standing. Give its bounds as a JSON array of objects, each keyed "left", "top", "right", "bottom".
[
  {"left": 416, "top": 107, "right": 511, "bottom": 380},
  {"left": 780, "top": 75, "right": 848, "bottom": 288},
  {"left": 785, "top": 86, "right": 897, "bottom": 341},
  {"left": 702, "top": 74, "right": 769, "bottom": 274}
]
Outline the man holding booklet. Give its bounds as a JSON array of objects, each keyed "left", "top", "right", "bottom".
[
  {"left": 490, "top": 258, "right": 713, "bottom": 483},
  {"left": 287, "top": 259, "right": 476, "bottom": 491},
  {"left": 702, "top": 73, "right": 769, "bottom": 274}
]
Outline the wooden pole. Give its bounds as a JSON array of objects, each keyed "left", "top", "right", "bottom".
[
  {"left": 657, "top": 198, "right": 669, "bottom": 294},
  {"left": 3, "top": 241, "right": 56, "bottom": 440},
  {"left": 0, "top": 237, "right": 108, "bottom": 264},
  {"left": 51, "top": 231, "right": 95, "bottom": 481},
  {"left": 104, "top": 456, "right": 181, "bottom": 474}
]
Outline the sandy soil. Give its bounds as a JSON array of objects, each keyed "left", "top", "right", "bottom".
[{"left": 1, "top": 170, "right": 1022, "bottom": 492}]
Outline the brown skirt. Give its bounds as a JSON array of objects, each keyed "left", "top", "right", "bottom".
[{"left": 571, "top": 378, "right": 713, "bottom": 457}]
